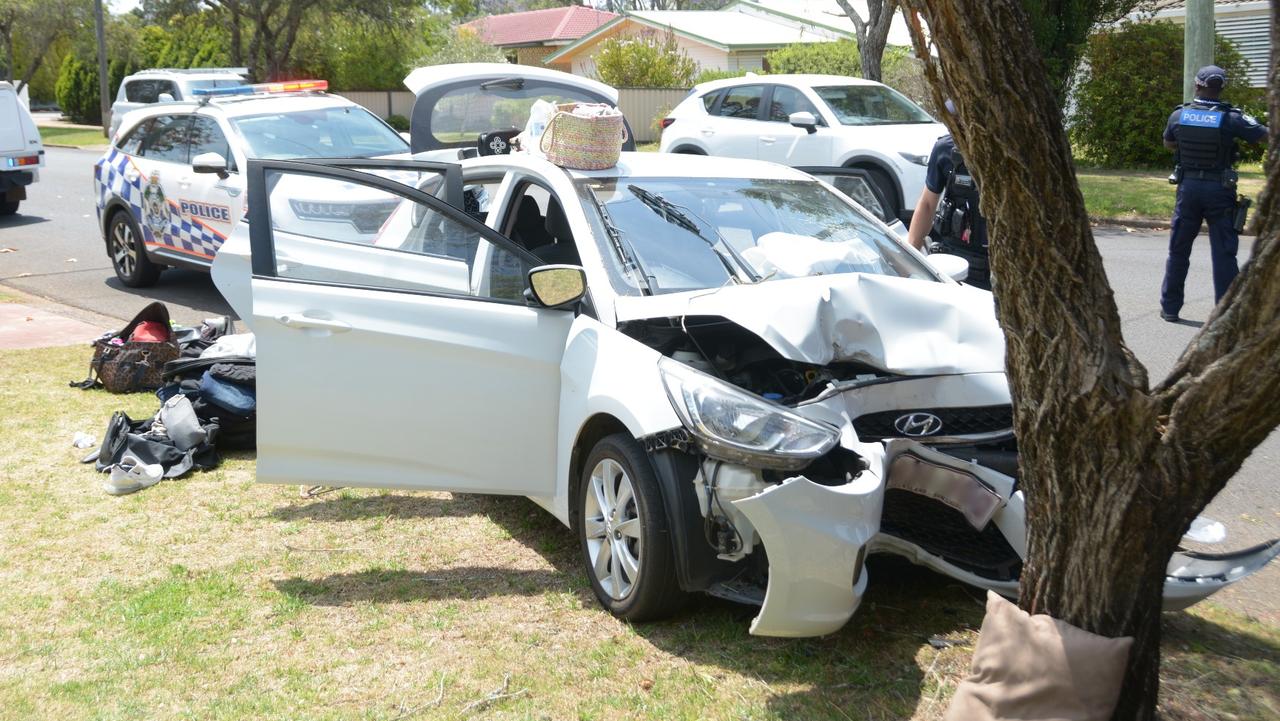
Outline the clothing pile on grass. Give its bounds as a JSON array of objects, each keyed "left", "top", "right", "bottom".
[{"left": 71, "top": 301, "right": 256, "bottom": 495}]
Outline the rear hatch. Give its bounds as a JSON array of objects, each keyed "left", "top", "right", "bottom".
[
  {"left": 0, "top": 83, "right": 31, "bottom": 155},
  {"left": 403, "top": 63, "right": 635, "bottom": 154}
]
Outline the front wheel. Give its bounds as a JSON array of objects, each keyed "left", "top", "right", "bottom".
[
  {"left": 108, "top": 211, "right": 161, "bottom": 287},
  {"left": 578, "top": 434, "right": 686, "bottom": 622}
]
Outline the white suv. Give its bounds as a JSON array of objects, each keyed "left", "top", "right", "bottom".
[
  {"left": 659, "top": 75, "right": 946, "bottom": 221},
  {"left": 108, "top": 68, "right": 249, "bottom": 136}
]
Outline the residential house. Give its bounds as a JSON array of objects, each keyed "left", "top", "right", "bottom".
[
  {"left": 544, "top": 7, "right": 851, "bottom": 80},
  {"left": 462, "top": 6, "right": 617, "bottom": 72}
]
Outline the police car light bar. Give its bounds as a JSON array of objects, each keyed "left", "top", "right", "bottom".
[
  {"left": 191, "top": 85, "right": 255, "bottom": 97},
  {"left": 253, "top": 79, "right": 328, "bottom": 93}
]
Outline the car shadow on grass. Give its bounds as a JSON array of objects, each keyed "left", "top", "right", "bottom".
[{"left": 273, "top": 566, "right": 573, "bottom": 606}]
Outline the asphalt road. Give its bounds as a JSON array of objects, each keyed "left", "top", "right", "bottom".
[{"left": 3, "top": 146, "right": 1278, "bottom": 619}]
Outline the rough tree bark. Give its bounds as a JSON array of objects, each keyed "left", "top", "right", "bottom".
[
  {"left": 835, "top": 0, "right": 897, "bottom": 82},
  {"left": 899, "top": 1, "right": 1280, "bottom": 718}
]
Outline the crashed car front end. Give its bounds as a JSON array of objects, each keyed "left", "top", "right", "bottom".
[{"left": 616, "top": 273, "right": 1280, "bottom": 637}]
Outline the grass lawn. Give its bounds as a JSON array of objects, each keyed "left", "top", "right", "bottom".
[
  {"left": 37, "top": 126, "right": 111, "bottom": 148},
  {"left": 1, "top": 344, "right": 1277, "bottom": 720},
  {"left": 1076, "top": 163, "right": 1266, "bottom": 223}
]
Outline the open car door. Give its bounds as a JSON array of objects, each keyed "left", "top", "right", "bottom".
[{"left": 244, "top": 157, "right": 575, "bottom": 495}]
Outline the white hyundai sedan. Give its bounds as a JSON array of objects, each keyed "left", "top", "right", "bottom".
[{"left": 211, "top": 151, "right": 1277, "bottom": 637}]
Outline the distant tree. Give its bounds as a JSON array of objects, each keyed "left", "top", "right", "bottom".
[
  {"left": 294, "top": 6, "right": 432, "bottom": 90},
  {"left": 765, "top": 39, "right": 861, "bottom": 77},
  {"left": 1019, "top": 0, "right": 1150, "bottom": 104},
  {"left": 0, "top": 0, "right": 91, "bottom": 94},
  {"left": 593, "top": 31, "right": 697, "bottom": 88},
  {"left": 834, "top": 0, "right": 895, "bottom": 81},
  {"left": 419, "top": 25, "right": 508, "bottom": 66}
]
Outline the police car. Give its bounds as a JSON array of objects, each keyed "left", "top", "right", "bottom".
[{"left": 93, "top": 79, "right": 410, "bottom": 287}]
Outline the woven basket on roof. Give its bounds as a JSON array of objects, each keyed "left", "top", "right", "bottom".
[{"left": 539, "top": 103, "right": 628, "bottom": 170}]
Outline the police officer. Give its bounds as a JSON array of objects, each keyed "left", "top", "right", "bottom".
[
  {"left": 1159, "top": 65, "right": 1268, "bottom": 322},
  {"left": 906, "top": 101, "right": 991, "bottom": 290}
]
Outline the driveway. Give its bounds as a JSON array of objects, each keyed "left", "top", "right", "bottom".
[{"left": 2, "top": 147, "right": 1276, "bottom": 620}]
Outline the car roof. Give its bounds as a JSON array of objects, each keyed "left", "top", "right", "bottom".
[
  {"left": 694, "top": 74, "right": 881, "bottom": 92},
  {"left": 403, "top": 63, "right": 618, "bottom": 103},
  {"left": 117, "top": 93, "right": 359, "bottom": 129},
  {"left": 459, "top": 151, "right": 815, "bottom": 183},
  {"left": 123, "top": 70, "right": 245, "bottom": 82}
]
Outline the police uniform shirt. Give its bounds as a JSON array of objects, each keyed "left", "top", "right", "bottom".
[
  {"left": 925, "top": 134, "right": 988, "bottom": 249},
  {"left": 1164, "top": 99, "right": 1268, "bottom": 150}
]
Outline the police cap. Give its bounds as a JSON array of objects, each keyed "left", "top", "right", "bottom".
[{"left": 1195, "top": 65, "right": 1227, "bottom": 89}]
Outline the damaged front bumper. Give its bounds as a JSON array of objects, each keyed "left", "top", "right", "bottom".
[{"left": 715, "top": 438, "right": 1279, "bottom": 637}]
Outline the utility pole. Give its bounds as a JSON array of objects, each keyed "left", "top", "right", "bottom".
[
  {"left": 1183, "top": 0, "right": 1214, "bottom": 101},
  {"left": 94, "top": 0, "right": 110, "bottom": 137}
]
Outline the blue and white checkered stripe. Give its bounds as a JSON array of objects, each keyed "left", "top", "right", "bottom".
[
  {"left": 163, "top": 205, "right": 224, "bottom": 258},
  {"left": 94, "top": 148, "right": 142, "bottom": 229}
]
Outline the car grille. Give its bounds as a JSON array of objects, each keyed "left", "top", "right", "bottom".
[
  {"left": 852, "top": 405, "right": 1013, "bottom": 441},
  {"left": 880, "top": 489, "right": 1022, "bottom": 582}
]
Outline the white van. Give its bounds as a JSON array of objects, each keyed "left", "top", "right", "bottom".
[{"left": 0, "top": 81, "right": 44, "bottom": 215}]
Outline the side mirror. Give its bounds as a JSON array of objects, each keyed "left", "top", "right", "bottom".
[
  {"left": 526, "top": 264, "right": 587, "bottom": 308},
  {"left": 192, "top": 152, "right": 229, "bottom": 179},
  {"left": 158, "top": 92, "right": 175, "bottom": 103},
  {"left": 789, "top": 111, "right": 818, "bottom": 134},
  {"left": 925, "top": 253, "right": 970, "bottom": 283}
]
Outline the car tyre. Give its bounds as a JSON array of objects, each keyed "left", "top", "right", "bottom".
[
  {"left": 858, "top": 166, "right": 900, "bottom": 221},
  {"left": 578, "top": 433, "right": 686, "bottom": 622},
  {"left": 108, "top": 210, "right": 161, "bottom": 287},
  {"left": 0, "top": 199, "right": 17, "bottom": 215}
]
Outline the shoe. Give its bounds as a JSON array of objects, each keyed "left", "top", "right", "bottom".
[
  {"left": 104, "top": 454, "right": 163, "bottom": 496},
  {"left": 1160, "top": 310, "right": 1179, "bottom": 322}
]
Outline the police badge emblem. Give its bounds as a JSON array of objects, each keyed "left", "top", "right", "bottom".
[{"left": 142, "top": 172, "right": 169, "bottom": 237}]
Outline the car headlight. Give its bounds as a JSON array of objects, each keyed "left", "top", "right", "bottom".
[
  {"left": 898, "top": 151, "right": 929, "bottom": 166},
  {"left": 659, "top": 357, "right": 839, "bottom": 470}
]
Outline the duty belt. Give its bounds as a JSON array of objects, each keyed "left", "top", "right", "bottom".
[{"left": 1182, "top": 169, "right": 1224, "bottom": 182}]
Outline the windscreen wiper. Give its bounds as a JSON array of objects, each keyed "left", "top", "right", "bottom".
[
  {"left": 586, "top": 186, "right": 658, "bottom": 295},
  {"left": 626, "top": 184, "right": 760, "bottom": 283}
]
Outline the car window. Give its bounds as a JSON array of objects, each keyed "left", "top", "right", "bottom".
[
  {"left": 231, "top": 106, "right": 408, "bottom": 159},
  {"left": 577, "top": 176, "right": 933, "bottom": 296},
  {"left": 814, "top": 85, "right": 934, "bottom": 126},
  {"left": 140, "top": 115, "right": 192, "bottom": 164},
  {"left": 188, "top": 116, "right": 235, "bottom": 171},
  {"left": 124, "top": 80, "right": 159, "bottom": 103},
  {"left": 117, "top": 120, "right": 150, "bottom": 155},
  {"left": 717, "top": 86, "right": 764, "bottom": 120},
  {"left": 265, "top": 169, "right": 532, "bottom": 302},
  {"left": 157, "top": 80, "right": 179, "bottom": 100},
  {"left": 701, "top": 89, "right": 722, "bottom": 113},
  {"left": 768, "top": 86, "right": 820, "bottom": 123}
]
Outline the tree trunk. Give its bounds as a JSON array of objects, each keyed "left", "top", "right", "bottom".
[
  {"left": 836, "top": 0, "right": 897, "bottom": 82},
  {"left": 899, "top": 1, "right": 1280, "bottom": 719}
]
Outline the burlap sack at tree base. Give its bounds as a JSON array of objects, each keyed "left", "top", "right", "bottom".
[{"left": 944, "top": 591, "right": 1133, "bottom": 721}]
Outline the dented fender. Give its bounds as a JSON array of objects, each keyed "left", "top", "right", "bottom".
[{"left": 733, "top": 468, "right": 884, "bottom": 637}]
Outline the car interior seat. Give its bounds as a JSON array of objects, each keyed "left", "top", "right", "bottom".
[
  {"left": 510, "top": 196, "right": 552, "bottom": 252},
  {"left": 530, "top": 198, "right": 581, "bottom": 266}
]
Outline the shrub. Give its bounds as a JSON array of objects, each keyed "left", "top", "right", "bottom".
[
  {"left": 593, "top": 31, "right": 697, "bottom": 88},
  {"left": 693, "top": 68, "right": 762, "bottom": 85},
  {"left": 420, "top": 26, "right": 508, "bottom": 66},
  {"left": 385, "top": 113, "right": 410, "bottom": 132},
  {"left": 55, "top": 54, "right": 101, "bottom": 125},
  {"left": 765, "top": 39, "right": 860, "bottom": 77},
  {"left": 1070, "top": 21, "right": 1263, "bottom": 168}
]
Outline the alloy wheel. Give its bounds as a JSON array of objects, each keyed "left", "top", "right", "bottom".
[
  {"left": 583, "top": 457, "right": 643, "bottom": 600},
  {"left": 111, "top": 220, "right": 137, "bottom": 277}
]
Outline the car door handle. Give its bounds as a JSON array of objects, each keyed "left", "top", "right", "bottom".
[
  {"left": 700, "top": 127, "right": 715, "bottom": 136},
  {"left": 760, "top": 136, "right": 776, "bottom": 144},
  {"left": 275, "top": 314, "right": 352, "bottom": 333},
  {"left": 177, "top": 177, "right": 193, "bottom": 189}
]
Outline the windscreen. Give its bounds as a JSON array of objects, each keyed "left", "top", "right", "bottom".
[
  {"left": 815, "top": 85, "right": 934, "bottom": 126},
  {"left": 577, "top": 177, "right": 934, "bottom": 296},
  {"left": 231, "top": 106, "right": 408, "bottom": 159}
]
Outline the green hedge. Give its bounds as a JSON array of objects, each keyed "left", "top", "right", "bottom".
[
  {"left": 764, "top": 39, "right": 860, "bottom": 77},
  {"left": 1070, "top": 21, "right": 1266, "bottom": 168}
]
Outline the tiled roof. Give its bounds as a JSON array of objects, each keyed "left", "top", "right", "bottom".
[{"left": 463, "top": 6, "right": 617, "bottom": 47}]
